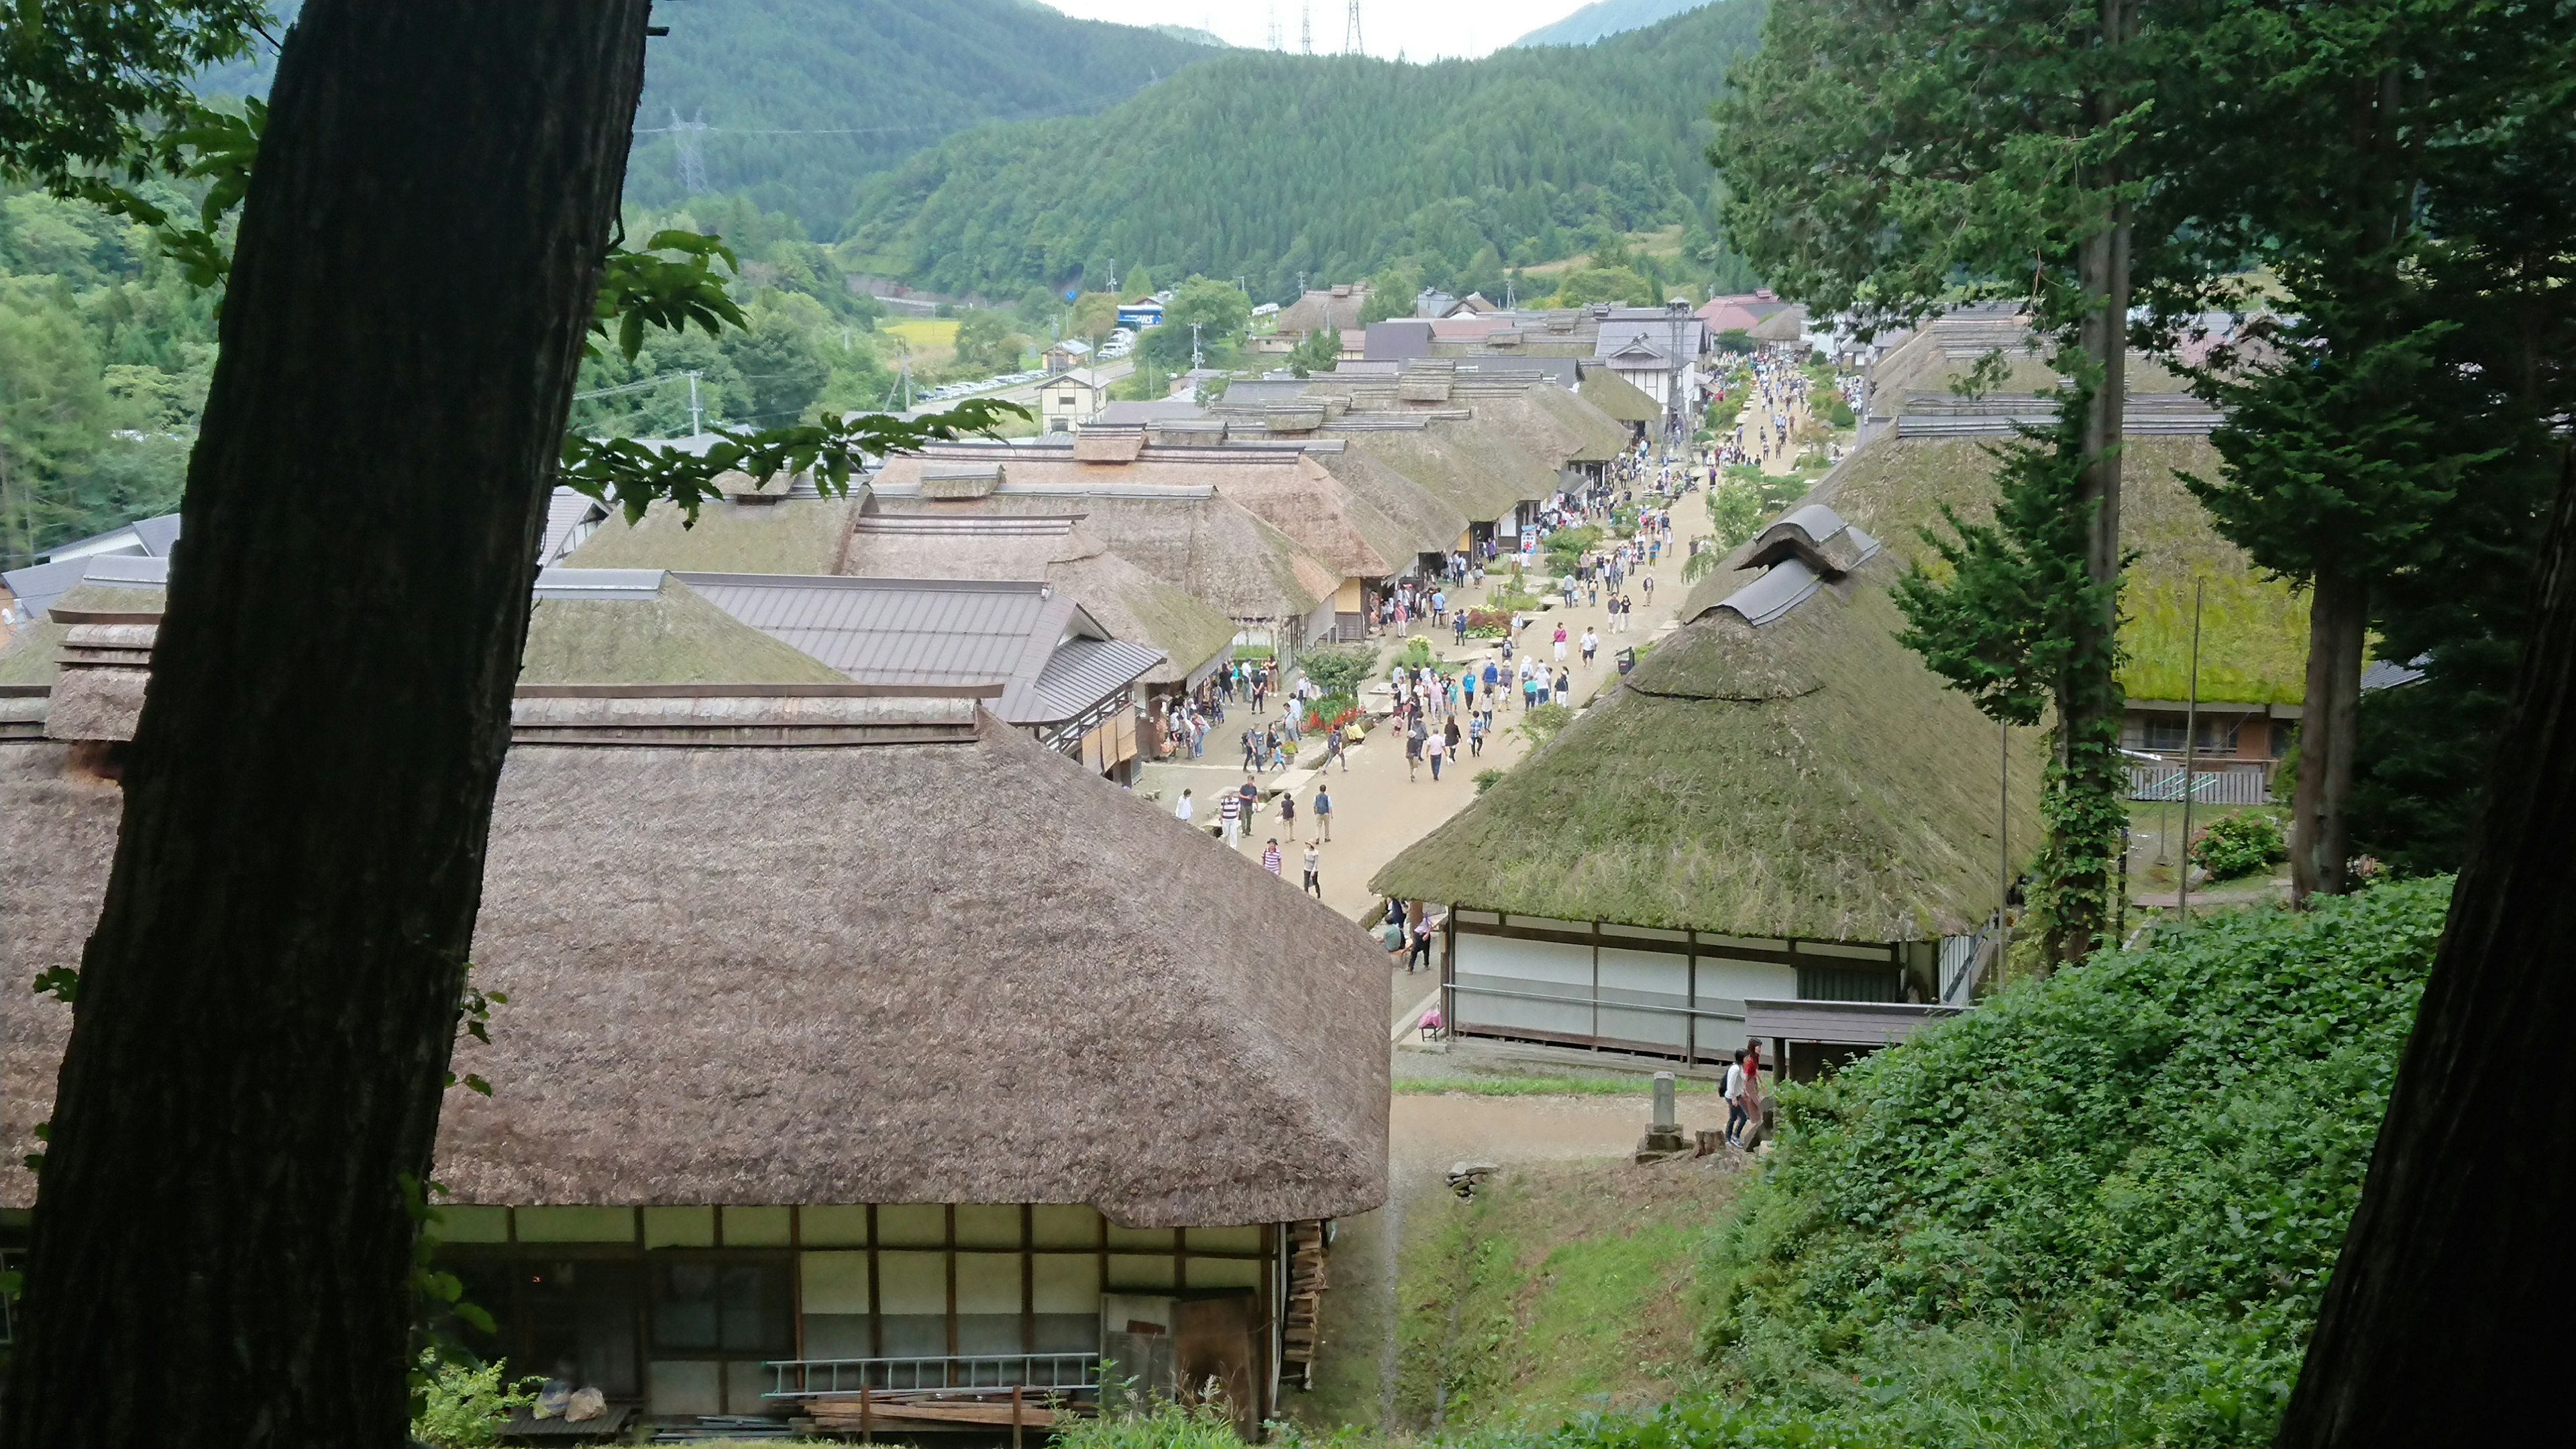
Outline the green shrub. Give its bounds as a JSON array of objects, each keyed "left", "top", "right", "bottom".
[
  {"left": 1297, "top": 643, "right": 1377, "bottom": 698},
  {"left": 1519, "top": 702, "right": 1571, "bottom": 746},
  {"left": 1474, "top": 767, "right": 1505, "bottom": 794},
  {"left": 2193, "top": 812, "right": 2288, "bottom": 880},
  {"left": 1625, "top": 878, "right": 2449, "bottom": 1449},
  {"left": 411, "top": 1351, "right": 539, "bottom": 1449},
  {"left": 1053, "top": 1397, "right": 1250, "bottom": 1449},
  {"left": 1389, "top": 637, "right": 1435, "bottom": 673},
  {"left": 1707, "top": 476, "right": 1763, "bottom": 547}
]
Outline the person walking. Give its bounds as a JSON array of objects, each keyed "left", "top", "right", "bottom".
[
  {"left": 1427, "top": 729, "right": 1446, "bottom": 782},
  {"left": 1642, "top": 574, "right": 1654, "bottom": 604},
  {"left": 1581, "top": 627, "right": 1599, "bottom": 669},
  {"left": 1737, "top": 1043, "right": 1768, "bottom": 1146},
  {"left": 1468, "top": 712, "right": 1485, "bottom": 757},
  {"left": 1237, "top": 775, "right": 1259, "bottom": 833},
  {"left": 1174, "top": 788, "right": 1195, "bottom": 825},
  {"left": 1240, "top": 728, "right": 1258, "bottom": 772},
  {"left": 1407, "top": 912, "right": 1435, "bottom": 973},
  {"left": 1553, "top": 668, "right": 1570, "bottom": 708},
  {"left": 1405, "top": 719, "right": 1424, "bottom": 782},
  {"left": 1218, "top": 788, "right": 1242, "bottom": 846},
  {"left": 1552, "top": 622, "right": 1568, "bottom": 667},
  {"left": 1723, "top": 1052, "right": 1749, "bottom": 1145},
  {"left": 1277, "top": 789, "right": 1297, "bottom": 837},
  {"left": 1302, "top": 841, "right": 1324, "bottom": 898},
  {"left": 1261, "top": 838, "right": 1283, "bottom": 875},
  {"left": 1326, "top": 722, "right": 1347, "bottom": 771},
  {"left": 1313, "top": 784, "right": 1334, "bottom": 841},
  {"left": 1443, "top": 716, "right": 1461, "bottom": 755}
]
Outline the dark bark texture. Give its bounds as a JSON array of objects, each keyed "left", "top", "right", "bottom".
[
  {"left": 2, "top": 5, "right": 649, "bottom": 1446},
  {"left": 2291, "top": 569, "right": 2367, "bottom": 903},
  {"left": 2275, "top": 447, "right": 2576, "bottom": 1444}
]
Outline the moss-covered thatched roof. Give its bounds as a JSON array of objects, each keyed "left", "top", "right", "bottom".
[
  {"left": 0, "top": 579, "right": 845, "bottom": 689},
  {"left": 1709, "top": 434, "right": 2308, "bottom": 705},
  {"left": 1373, "top": 553, "right": 2043, "bottom": 941},
  {"left": 566, "top": 495, "right": 859, "bottom": 575},
  {"left": 518, "top": 579, "right": 851, "bottom": 686},
  {"left": 1578, "top": 367, "right": 1660, "bottom": 425}
]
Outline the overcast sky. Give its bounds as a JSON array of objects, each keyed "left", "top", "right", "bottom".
[{"left": 1040, "top": 0, "right": 1593, "bottom": 61}]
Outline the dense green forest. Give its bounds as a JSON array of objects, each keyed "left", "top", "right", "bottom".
[
  {"left": 189, "top": 1, "right": 1229, "bottom": 235},
  {"left": 0, "top": 184, "right": 212, "bottom": 566},
  {"left": 836, "top": 0, "right": 1770, "bottom": 300}
]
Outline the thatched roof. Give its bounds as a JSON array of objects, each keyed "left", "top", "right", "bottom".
[
  {"left": 1276, "top": 285, "right": 1371, "bottom": 337},
  {"left": 841, "top": 515, "right": 1235, "bottom": 686},
  {"left": 0, "top": 576, "right": 853, "bottom": 692},
  {"left": 1578, "top": 366, "right": 1661, "bottom": 425},
  {"left": 1, "top": 698, "right": 1389, "bottom": 1224},
  {"left": 1332, "top": 413, "right": 1558, "bottom": 525},
  {"left": 1699, "top": 433, "right": 2309, "bottom": 706},
  {"left": 870, "top": 445, "right": 1340, "bottom": 623},
  {"left": 1373, "top": 541, "right": 2042, "bottom": 941},
  {"left": 1307, "top": 443, "right": 1470, "bottom": 561},
  {"left": 566, "top": 493, "right": 861, "bottom": 575}
]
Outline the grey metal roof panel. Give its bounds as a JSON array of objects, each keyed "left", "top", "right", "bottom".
[
  {"left": 5, "top": 554, "right": 172, "bottom": 623},
  {"left": 674, "top": 574, "right": 1057, "bottom": 686},
  {"left": 1028, "top": 637, "right": 1165, "bottom": 721},
  {"left": 129, "top": 514, "right": 184, "bottom": 557},
  {"left": 1715, "top": 557, "right": 1825, "bottom": 628}
]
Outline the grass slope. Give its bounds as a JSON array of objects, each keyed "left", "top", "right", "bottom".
[{"left": 1580, "top": 877, "right": 2447, "bottom": 1449}]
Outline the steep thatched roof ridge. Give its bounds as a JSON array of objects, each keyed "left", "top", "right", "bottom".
[
  {"left": 1311, "top": 443, "right": 1470, "bottom": 560},
  {"left": 1, "top": 709, "right": 1389, "bottom": 1223},
  {"left": 517, "top": 578, "right": 852, "bottom": 686},
  {"left": 565, "top": 494, "right": 860, "bottom": 575},
  {"left": 1211, "top": 453, "right": 1413, "bottom": 580},
  {"left": 1517, "top": 383, "right": 1633, "bottom": 464},
  {"left": 1714, "top": 433, "right": 2309, "bottom": 705},
  {"left": 1334, "top": 412, "right": 1558, "bottom": 525},
  {"left": 1372, "top": 554, "right": 2043, "bottom": 940},
  {"left": 870, "top": 451, "right": 1338, "bottom": 623},
  {"left": 1578, "top": 366, "right": 1660, "bottom": 425}
]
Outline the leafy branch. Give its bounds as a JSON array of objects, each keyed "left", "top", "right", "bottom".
[{"left": 68, "top": 98, "right": 265, "bottom": 290}]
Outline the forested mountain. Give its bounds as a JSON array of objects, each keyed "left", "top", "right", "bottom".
[
  {"left": 1513, "top": 0, "right": 1719, "bottom": 48},
  {"left": 837, "top": 0, "right": 1768, "bottom": 301},
  {"left": 190, "top": 1, "right": 1226, "bottom": 234}
]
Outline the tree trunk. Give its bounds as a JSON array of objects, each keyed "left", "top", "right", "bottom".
[
  {"left": 1, "top": 6, "right": 649, "bottom": 1446},
  {"left": 2042, "top": 191, "right": 2131, "bottom": 969},
  {"left": 2290, "top": 567, "right": 2367, "bottom": 903},
  {"left": 2275, "top": 445, "right": 2576, "bottom": 1440}
]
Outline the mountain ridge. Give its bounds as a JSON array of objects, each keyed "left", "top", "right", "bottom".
[{"left": 1513, "top": 0, "right": 1719, "bottom": 48}]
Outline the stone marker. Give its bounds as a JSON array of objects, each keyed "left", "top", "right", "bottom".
[{"left": 1636, "top": 1070, "right": 1688, "bottom": 1161}]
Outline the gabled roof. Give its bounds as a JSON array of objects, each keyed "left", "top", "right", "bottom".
[
  {"left": 672, "top": 572, "right": 1159, "bottom": 727},
  {"left": 1578, "top": 366, "right": 1662, "bottom": 423},
  {"left": 842, "top": 515, "right": 1235, "bottom": 686},
  {"left": 1, "top": 702, "right": 1389, "bottom": 1224},
  {"left": 1, "top": 551, "right": 172, "bottom": 627}
]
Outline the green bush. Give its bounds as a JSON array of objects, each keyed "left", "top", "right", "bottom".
[
  {"left": 1542, "top": 523, "right": 1603, "bottom": 572},
  {"left": 1519, "top": 702, "right": 1571, "bottom": 746},
  {"left": 411, "top": 1351, "right": 539, "bottom": 1448},
  {"left": 1297, "top": 643, "right": 1378, "bottom": 698},
  {"left": 1474, "top": 767, "right": 1505, "bottom": 794},
  {"left": 1611, "top": 878, "right": 2449, "bottom": 1449},
  {"left": 1707, "top": 476, "right": 1763, "bottom": 547},
  {"left": 1389, "top": 637, "right": 1435, "bottom": 673},
  {"left": 2193, "top": 812, "right": 2288, "bottom": 880},
  {"left": 1053, "top": 1397, "right": 1255, "bottom": 1449}
]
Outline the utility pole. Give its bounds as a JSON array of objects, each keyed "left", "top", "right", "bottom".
[
  {"left": 1191, "top": 322, "right": 1204, "bottom": 370},
  {"left": 2000, "top": 718, "right": 2012, "bottom": 972},
  {"left": 1344, "top": 0, "right": 1362, "bottom": 54},
  {"left": 686, "top": 370, "right": 703, "bottom": 435}
]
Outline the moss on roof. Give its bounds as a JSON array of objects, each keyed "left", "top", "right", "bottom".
[
  {"left": 1373, "top": 557, "right": 2043, "bottom": 940},
  {"left": 517, "top": 579, "right": 849, "bottom": 686},
  {"left": 1786, "top": 434, "right": 2308, "bottom": 706},
  {"left": 1578, "top": 367, "right": 1660, "bottom": 424},
  {"left": 565, "top": 496, "right": 858, "bottom": 574}
]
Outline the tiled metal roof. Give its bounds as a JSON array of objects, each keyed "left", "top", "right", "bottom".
[
  {"left": 2, "top": 553, "right": 171, "bottom": 623},
  {"left": 1716, "top": 557, "right": 1825, "bottom": 628}
]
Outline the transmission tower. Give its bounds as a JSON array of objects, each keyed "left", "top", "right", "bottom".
[
  {"left": 1344, "top": 0, "right": 1362, "bottom": 54},
  {"left": 669, "top": 109, "right": 710, "bottom": 195},
  {"left": 1267, "top": 5, "right": 1281, "bottom": 48},
  {"left": 1300, "top": 2, "right": 1311, "bottom": 53}
]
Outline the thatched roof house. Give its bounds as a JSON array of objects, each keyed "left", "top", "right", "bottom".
[
  {"left": 3, "top": 667, "right": 1387, "bottom": 1424},
  {"left": 1372, "top": 494, "right": 2039, "bottom": 1077},
  {"left": 840, "top": 514, "right": 1236, "bottom": 688},
  {"left": 1274, "top": 284, "right": 1371, "bottom": 339},
  {"left": 869, "top": 443, "right": 1347, "bottom": 646},
  {"left": 1578, "top": 366, "right": 1662, "bottom": 431}
]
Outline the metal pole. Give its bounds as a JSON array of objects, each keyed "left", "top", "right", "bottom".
[
  {"left": 2000, "top": 718, "right": 2010, "bottom": 964},
  {"left": 686, "top": 370, "right": 702, "bottom": 435},
  {"left": 2180, "top": 579, "right": 2204, "bottom": 921}
]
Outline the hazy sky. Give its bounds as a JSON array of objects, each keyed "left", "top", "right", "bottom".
[{"left": 1040, "top": 0, "right": 1593, "bottom": 61}]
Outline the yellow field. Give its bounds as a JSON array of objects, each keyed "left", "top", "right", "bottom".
[{"left": 881, "top": 318, "right": 959, "bottom": 353}]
